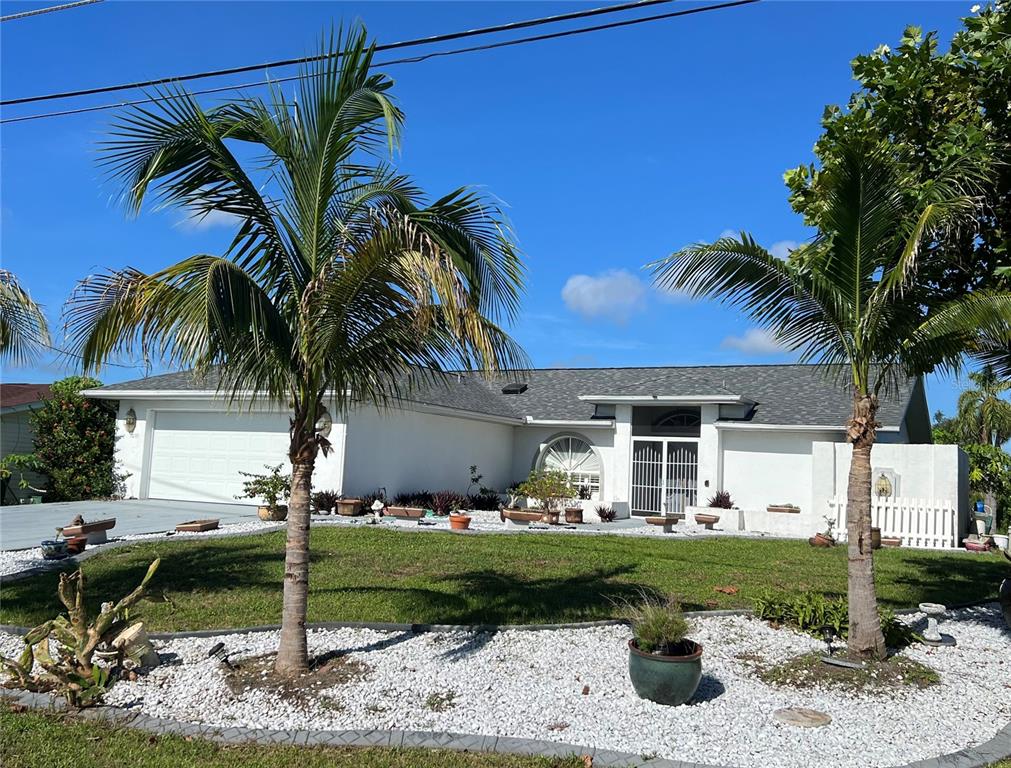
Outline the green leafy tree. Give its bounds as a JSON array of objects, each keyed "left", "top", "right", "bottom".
[
  {"left": 0, "top": 270, "right": 50, "bottom": 365},
  {"left": 784, "top": 4, "right": 1011, "bottom": 372},
  {"left": 955, "top": 365, "right": 1011, "bottom": 446},
  {"left": 27, "top": 377, "right": 121, "bottom": 502},
  {"left": 650, "top": 138, "right": 1011, "bottom": 659},
  {"left": 64, "top": 28, "right": 525, "bottom": 676}
]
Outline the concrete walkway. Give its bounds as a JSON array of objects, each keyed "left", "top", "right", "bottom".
[{"left": 0, "top": 499, "right": 258, "bottom": 550}]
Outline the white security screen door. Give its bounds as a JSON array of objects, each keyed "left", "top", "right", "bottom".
[{"left": 630, "top": 438, "right": 698, "bottom": 516}]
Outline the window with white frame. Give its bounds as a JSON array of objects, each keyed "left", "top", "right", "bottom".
[{"left": 537, "top": 436, "right": 601, "bottom": 498}]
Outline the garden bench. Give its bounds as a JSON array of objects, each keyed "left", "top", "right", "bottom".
[{"left": 644, "top": 513, "right": 684, "bottom": 533}]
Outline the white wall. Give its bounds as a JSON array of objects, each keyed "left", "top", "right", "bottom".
[
  {"left": 1, "top": 410, "right": 47, "bottom": 501},
  {"left": 342, "top": 405, "right": 515, "bottom": 497},
  {"left": 512, "top": 424, "right": 616, "bottom": 499},
  {"left": 113, "top": 398, "right": 345, "bottom": 500}
]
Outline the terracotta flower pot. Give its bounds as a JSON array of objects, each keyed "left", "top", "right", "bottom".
[
  {"left": 449, "top": 513, "right": 472, "bottom": 530},
  {"left": 809, "top": 533, "right": 835, "bottom": 548},
  {"left": 541, "top": 509, "right": 560, "bottom": 525},
  {"left": 336, "top": 499, "right": 363, "bottom": 516},
  {"left": 257, "top": 505, "right": 287, "bottom": 522},
  {"left": 386, "top": 506, "right": 425, "bottom": 519},
  {"left": 871, "top": 527, "right": 882, "bottom": 550},
  {"left": 564, "top": 507, "right": 583, "bottom": 524},
  {"left": 628, "top": 639, "right": 703, "bottom": 706}
]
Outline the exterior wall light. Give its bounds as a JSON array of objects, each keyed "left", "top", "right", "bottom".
[
  {"left": 124, "top": 408, "right": 137, "bottom": 434},
  {"left": 875, "top": 473, "right": 893, "bottom": 498},
  {"left": 315, "top": 409, "right": 333, "bottom": 437}
]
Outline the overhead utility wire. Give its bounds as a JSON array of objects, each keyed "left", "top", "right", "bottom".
[
  {"left": 0, "top": 0, "right": 759, "bottom": 125},
  {"left": 1, "top": 0, "right": 102, "bottom": 23},
  {"left": 2, "top": 0, "right": 674, "bottom": 106}
]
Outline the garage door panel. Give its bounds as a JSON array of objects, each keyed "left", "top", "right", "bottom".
[{"left": 148, "top": 411, "right": 290, "bottom": 503}]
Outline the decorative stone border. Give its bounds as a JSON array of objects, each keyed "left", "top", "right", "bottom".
[{"left": 2, "top": 686, "right": 1008, "bottom": 768}]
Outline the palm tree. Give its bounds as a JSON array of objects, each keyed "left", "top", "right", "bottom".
[
  {"left": 63, "top": 28, "right": 526, "bottom": 676},
  {"left": 0, "top": 269, "right": 50, "bottom": 365},
  {"left": 955, "top": 365, "right": 1011, "bottom": 446},
  {"left": 650, "top": 139, "right": 1011, "bottom": 659}
]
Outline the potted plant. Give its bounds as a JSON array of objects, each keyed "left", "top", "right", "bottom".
[
  {"left": 387, "top": 492, "right": 426, "bottom": 518},
  {"left": 625, "top": 593, "right": 703, "bottom": 706},
  {"left": 706, "top": 490, "right": 733, "bottom": 509},
  {"left": 336, "top": 496, "right": 364, "bottom": 516},
  {"left": 312, "top": 489, "right": 340, "bottom": 515},
  {"left": 235, "top": 464, "right": 290, "bottom": 521},
  {"left": 448, "top": 497, "right": 471, "bottom": 530},
  {"left": 517, "top": 469, "right": 573, "bottom": 525},
  {"left": 595, "top": 504, "right": 616, "bottom": 523},
  {"left": 809, "top": 516, "right": 837, "bottom": 548}
]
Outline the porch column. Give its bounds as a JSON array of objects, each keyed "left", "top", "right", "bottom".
[
  {"left": 697, "top": 404, "right": 720, "bottom": 503},
  {"left": 611, "top": 405, "right": 633, "bottom": 515}
]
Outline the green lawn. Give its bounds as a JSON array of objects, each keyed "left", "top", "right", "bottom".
[
  {"left": 0, "top": 528, "right": 1004, "bottom": 631},
  {"left": 0, "top": 705, "right": 583, "bottom": 768}
]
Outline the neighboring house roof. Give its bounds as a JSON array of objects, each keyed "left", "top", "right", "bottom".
[
  {"left": 0, "top": 383, "right": 52, "bottom": 413},
  {"left": 87, "top": 365, "right": 922, "bottom": 431}
]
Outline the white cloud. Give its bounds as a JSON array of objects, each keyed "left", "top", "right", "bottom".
[
  {"left": 770, "top": 240, "right": 799, "bottom": 260},
  {"left": 718, "top": 228, "right": 738, "bottom": 240},
  {"left": 177, "top": 209, "right": 240, "bottom": 232},
  {"left": 721, "top": 328, "right": 788, "bottom": 356},
  {"left": 561, "top": 269, "right": 647, "bottom": 324}
]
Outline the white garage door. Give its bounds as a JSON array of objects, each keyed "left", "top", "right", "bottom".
[{"left": 147, "top": 411, "right": 291, "bottom": 503}]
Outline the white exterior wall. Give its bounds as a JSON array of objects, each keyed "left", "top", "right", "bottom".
[
  {"left": 1, "top": 409, "right": 47, "bottom": 501},
  {"left": 113, "top": 398, "right": 344, "bottom": 501},
  {"left": 719, "top": 428, "right": 842, "bottom": 536},
  {"left": 811, "top": 441, "right": 968, "bottom": 535},
  {"left": 342, "top": 405, "right": 515, "bottom": 497}
]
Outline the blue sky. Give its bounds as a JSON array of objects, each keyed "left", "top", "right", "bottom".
[{"left": 0, "top": 1, "right": 979, "bottom": 418}]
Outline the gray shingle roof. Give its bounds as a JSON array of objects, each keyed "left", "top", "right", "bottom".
[{"left": 92, "top": 364, "right": 918, "bottom": 429}]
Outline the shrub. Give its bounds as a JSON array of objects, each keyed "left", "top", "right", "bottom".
[
  {"left": 235, "top": 464, "right": 290, "bottom": 509},
  {"left": 595, "top": 504, "right": 616, "bottom": 522},
  {"left": 707, "top": 490, "right": 734, "bottom": 509},
  {"left": 467, "top": 491, "right": 501, "bottom": 511},
  {"left": 431, "top": 490, "right": 467, "bottom": 515},
  {"left": 23, "top": 376, "right": 123, "bottom": 502},
  {"left": 753, "top": 591, "right": 918, "bottom": 648},
  {"left": 1, "top": 559, "right": 160, "bottom": 707},
  {"left": 312, "top": 489, "right": 340, "bottom": 513},
  {"left": 624, "top": 593, "right": 692, "bottom": 655},
  {"left": 359, "top": 489, "right": 386, "bottom": 514},
  {"left": 577, "top": 484, "right": 593, "bottom": 501},
  {"left": 517, "top": 470, "right": 574, "bottom": 511}
]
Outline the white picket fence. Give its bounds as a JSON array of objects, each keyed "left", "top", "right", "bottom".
[{"left": 828, "top": 496, "right": 957, "bottom": 550}]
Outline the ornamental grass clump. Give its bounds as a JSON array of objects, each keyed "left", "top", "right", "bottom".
[{"left": 626, "top": 593, "right": 693, "bottom": 656}]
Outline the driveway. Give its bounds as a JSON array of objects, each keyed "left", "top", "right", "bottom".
[{"left": 0, "top": 499, "right": 259, "bottom": 551}]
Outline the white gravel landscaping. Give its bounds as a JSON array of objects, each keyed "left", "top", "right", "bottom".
[{"left": 3, "top": 605, "right": 1007, "bottom": 767}]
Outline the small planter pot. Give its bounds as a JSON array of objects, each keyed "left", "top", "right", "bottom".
[
  {"left": 627, "top": 639, "right": 703, "bottom": 706},
  {"left": 64, "top": 535, "right": 88, "bottom": 555},
  {"left": 541, "top": 510, "right": 560, "bottom": 525},
  {"left": 564, "top": 507, "right": 583, "bottom": 524},
  {"left": 175, "top": 519, "right": 220, "bottom": 533},
  {"left": 809, "top": 533, "right": 835, "bottom": 548},
  {"left": 336, "top": 499, "right": 363, "bottom": 517},
  {"left": 870, "top": 526, "right": 882, "bottom": 550},
  {"left": 257, "top": 505, "right": 288, "bottom": 522},
  {"left": 694, "top": 513, "right": 720, "bottom": 529},
  {"left": 40, "top": 539, "right": 68, "bottom": 560},
  {"left": 449, "top": 513, "right": 472, "bottom": 530},
  {"left": 999, "top": 577, "right": 1011, "bottom": 630}
]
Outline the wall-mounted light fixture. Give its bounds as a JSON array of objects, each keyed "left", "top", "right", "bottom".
[
  {"left": 875, "top": 473, "right": 893, "bottom": 498},
  {"left": 315, "top": 409, "right": 333, "bottom": 438},
  {"left": 124, "top": 408, "right": 137, "bottom": 434}
]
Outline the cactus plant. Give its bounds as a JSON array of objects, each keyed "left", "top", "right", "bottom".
[{"left": 1, "top": 558, "right": 160, "bottom": 707}]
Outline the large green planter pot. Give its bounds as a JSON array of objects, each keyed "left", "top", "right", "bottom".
[{"left": 627, "top": 639, "right": 703, "bottom": 706}]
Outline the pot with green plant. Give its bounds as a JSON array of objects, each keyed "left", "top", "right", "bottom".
[
  {"left": 517, "top": 469, "right": 573, "bottom": 525},
  {"left": 810, "top": 516, "right": 837, "bottom": 548},
  {"left": 625, "top": 593, "right": 703, "bottom": 706},
  {"left": 235, "top": 464, "right": 291, "bottom": 521}
]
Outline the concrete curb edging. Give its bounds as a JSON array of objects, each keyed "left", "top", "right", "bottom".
[{"left": 2, "top": 687, "right": 1008, "bottom": 768}]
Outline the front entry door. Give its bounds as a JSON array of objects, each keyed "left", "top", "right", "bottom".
[{"left": 630, "top": 439, "right": 698, "bottom": 516}]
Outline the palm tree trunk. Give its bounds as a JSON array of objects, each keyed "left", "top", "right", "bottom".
[
  {"left": 846, "top": 394, "right": 886, "bottom": 660},
  {"left": 274, "top": 431, "right": 316, "bottom": 676}
]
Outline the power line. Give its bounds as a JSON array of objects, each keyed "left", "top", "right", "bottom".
[
  {"left": 2, "top": 0, "right": 674, "bottom": 106},
  {"left": 1, "top": 0, "right": 759, "bottom": 125},
  {"left": 41, "top": 342, "right": 147, "bottom": 371},
  {"left": 1, "top": 0, "right": 102, "bottom": 23}
]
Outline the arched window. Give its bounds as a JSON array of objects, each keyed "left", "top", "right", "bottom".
[
  {"left": 652, "top": 408, "right": 701, "bottom": 436},
  {"left": 538, "top": 436, "right": 601, "bottom": 498}
]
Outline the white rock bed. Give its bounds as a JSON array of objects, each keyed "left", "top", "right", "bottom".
[{"left": 4, "top": 606, "right": 1007, "bottom": 767}]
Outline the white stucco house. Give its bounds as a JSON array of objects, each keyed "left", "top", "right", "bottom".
[{"left": 85, "top": 364, "right": 967, "bottom": 545}]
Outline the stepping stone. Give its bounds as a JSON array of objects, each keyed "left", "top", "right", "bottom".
[{"left": 773, "top": 707, "right": 832, "bottom": 728}]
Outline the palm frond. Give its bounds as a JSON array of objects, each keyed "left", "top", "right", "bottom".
[{"left": 0, "top": 270, "right": 50, "bottom": 365}]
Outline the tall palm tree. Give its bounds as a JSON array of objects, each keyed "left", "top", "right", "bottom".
[
  {"left": 64, "top": 28, "right": 526, "bottom": 675},
  {"left": 650, "top": 139, "right": 1011, "bottom": 659},
  {"left": 0, "top": 270, "right": 50, "bottom": 365},
  {"left": 955, "top": 365, "right": 1011, "bottom": 446}
]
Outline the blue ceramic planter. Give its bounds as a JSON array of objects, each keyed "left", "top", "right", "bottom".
[{"left": 628, "top": 639, "right": 703, "bottom": 706}]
